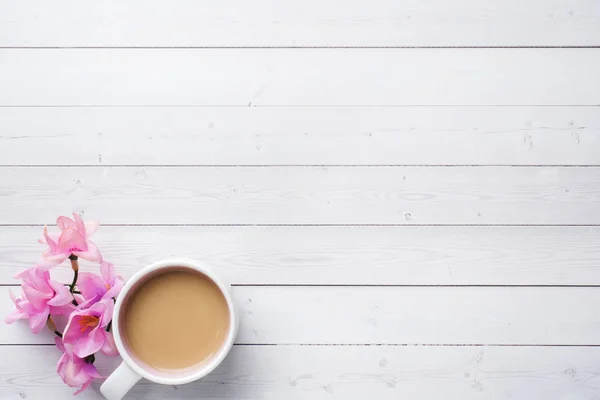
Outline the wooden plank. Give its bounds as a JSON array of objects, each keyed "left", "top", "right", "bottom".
[
  {"left": 1, "top": 345, "right": 599, "bottom": 400},
  {"left": 3, "top": 286, "right": 600, "bottom": 345},
  {"left": 1, "top": 226, "right": 599, "bottom": 286},
  {"left": 1, "top": 0, "right": 599, "bottom": 47},
  {"left": 1, "top": 49, "right": 599, "bottom": 106},
  {"left": 0, "top": 167, "right": 598, "bottom": 225},
  {"left": 1, "top": 106, "right": 599, "bottom": 166}
]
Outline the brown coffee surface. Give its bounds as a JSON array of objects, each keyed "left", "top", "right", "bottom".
[{"left": 122, "top": 269, "right": 230, "bottom": 371}]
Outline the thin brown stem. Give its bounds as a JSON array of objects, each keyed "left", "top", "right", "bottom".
[
  {"left": 46, "top": 317, "right": 63, "bottom": 338},
  {"left": 69, "top": 255, "right": 79, "bottom": 306},
  {"left": 69, "top": 255, "right": 79, "bottom": 271}
]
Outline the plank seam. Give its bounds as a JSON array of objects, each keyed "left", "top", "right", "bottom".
[
  {"left": 1, "top": 224, "right": 598, "bottom": 227},
  {"left": 1, "top": 46, "right": 600, "bottom": 49},
  {"left": 2, "top": 165, "right": 600, "bottom": 168},
  {"left": 232, "top": 284, "right": 600, "bottom": 288},
  {"left": 3, "top": 284, "right": 600, "bottom": 288},
  {"left": 1, "top": 104, "right": 599, "bottom": 108},
  {"left": 2, "top": 343, "right": 600, "bottom": 347}
]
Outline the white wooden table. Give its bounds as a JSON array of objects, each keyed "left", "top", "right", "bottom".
[{"left": 1, "top": 1, "right": 600, "bottom": 399}]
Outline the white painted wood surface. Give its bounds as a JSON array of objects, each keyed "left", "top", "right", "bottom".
[
  {"left": 3, "top": 286, "right": 600, "bottom": 345},
  {"left": 1, "top": 1, "right": 599, "bottom": 399},
  {"left": 1, "top": 107, "right": 599, "bottom": 166},
  {"left": 1, "top": 0, "right": 599, "bottom": 47},
  {"left": 2, "top": 49, "right": 600, "bottom": 106},
  {"left": 1, "top": 167, "right": 599, "bottom": 225},
  {"left": 3, "top": 346, "right": 600, "bottom": 400},
  {"left": 1, "top": 226, "right": 599, "bottom": 285}
]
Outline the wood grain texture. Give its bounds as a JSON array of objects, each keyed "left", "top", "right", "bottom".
[
  {"left": 0, "top": 167, "right": 598, "bottom": 225},
  {"left": 1, "top": 106, "right": 599, "bottom": 166},
  {"left": 1, "top": 226, "right": 599, "bottom": 285},
  {"left": 1, "top": 345, "right": 599, "bottom": 400},
  {"left": 1, "top": 0, "right": 599, "bottom": 47},
  {"left": 1, "top": 49, "right": 599, "bottom": 106},
  {"left": 2, "top": 2, "right": 600, "bottom": 400},
  {"left": 3, "top": 286, "right": 600, "bottom": 345}
]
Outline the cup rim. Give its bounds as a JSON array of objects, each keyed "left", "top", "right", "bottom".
[{"left": 112, "top": 258, "right": 237, "bottom": 385}]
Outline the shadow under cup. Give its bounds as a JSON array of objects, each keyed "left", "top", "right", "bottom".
[{"left": 116, "top": 267, "right": 233, "bottom": 380}]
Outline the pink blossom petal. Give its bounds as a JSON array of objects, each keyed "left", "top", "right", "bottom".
[
  {"left": 5, "top": 289, "right": 29, "bottom": 323},
  {"left": 104, "top": 278, "right": 124, "bottom": 300},
  {"left": 41, "top": 231, "right": 61, "bottom": 244},
  {"left": 57, "top": 216, "right": 77, "bottom": 231},
  {"left": 72, "top": 328, "right": 105, "bottom": 358},
  {"left": 100, "top": 262, "right": 116, "bottom": 283},
  {"left": 74, "top": 296, "right": 98, "bottom": 310},
  {"left": 22, "top": 304, "right": 39, "bottom": 316},
  {"left": 62, "top": 360, "right": 89, "bottom": 387},
  {"left": 84, "top": 221, "right": 99, "bottom": 237},
  {"left": 42, "top": 248, "right": 70, "bottom": 263},
  {"left": 22, "top": 285, "right": 51, "bottom": 310},
  {"left": 72, "top": 368, "right": 93, "bottom": 387},
  {"left": 4, "top": 309, "right": 28, "bottom": 324},
  {"left": 98, "top": 299, "right": 114, "bottom": 327},
  {"left": 58, "top": 228, "right": 87, "bottom": 253},
  {"left": 43, "top": 225, "right": 59, "bottom": 253},
  {"left": 100, "top": 332, "right": 119, "bottom": 356},
  {"left": 73, "top": 379, "right": 93, "bottom": 395},
  {"left": 36, "top": 259, "right": 61, "bottom": 270},
  {"left": 73, "top": 240, "right": 102, "bottom": 262},
  {"left": 83, "top": 362, "right": 102, "bottom": 379},
  {"left": 47, "top": 280, "right": 74, "bottom": 306},
  {"left": 16, "top": 267, "right": 50, "bottom": 289},
  {"left": 72, "top": 213, "right": 87, "bottom": 236},
  {"left": 16, "top": 296, "right": 38, "bottom": 315},
  {"left": 28, "top": 306, "right": 50, "bottom": 333},
  {"left": 8, "top": 289, "right": 19, "bottom": 304},
  {"left": 87, "top": 300, "right": 106, "bottom": 314},
  {"left": 63, "top": 314, "right": 81, "bottom": 340},
  {"left": 50, "top": 303, "right": 77, "bottom": 316},
  {"left": 27, "top": 269, "right": 48, "bottom": 288},
  {"left": 13, "top": 267, "right": 30, "bottom": 280},
  {"left": 30, "top": 270, "right": 53, "bottom": 296},
  {"left": 73, "top": 294, "right": 85, "bottom": 304},
  {"left": 55, "top": 336, "right": 66, "bottom": 353},
  {"left": 76, "top": 272, "right": 106, "bottom": 302},
  {"left": 57, "top": 356, "right": 67, "bottom": 375}
]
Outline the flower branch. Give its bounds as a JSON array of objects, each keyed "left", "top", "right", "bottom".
[
  {"left": 47, "top": 317, "right": 63, "bottom": 338},
  {"left": 4, "top": 213, "right": 123, "bottom": 395},
  {"left": 68, "top": 256, "right": 79, "bottom": 306}
]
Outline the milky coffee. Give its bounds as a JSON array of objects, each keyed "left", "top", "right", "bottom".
[{"left": 120, "top": 269, "right": 230, "bottom": 371}]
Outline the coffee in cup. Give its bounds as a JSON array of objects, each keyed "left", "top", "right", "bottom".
[
  {"left": 121, "top": 268, "right": 230, "bottom": 371},
  {"left": 100, "top": 260, "right": 238, "bottom": 400}
]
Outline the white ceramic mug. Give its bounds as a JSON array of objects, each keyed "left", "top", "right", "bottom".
[{"left": 100, "top": 259, "right": 238, "bottom": 400}]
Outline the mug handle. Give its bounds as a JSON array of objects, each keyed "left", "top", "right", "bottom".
[{"left": 100, "top": 361, "right": 141, "bottom": 400}]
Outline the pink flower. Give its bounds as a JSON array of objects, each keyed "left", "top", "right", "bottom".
[
  {"left": 39, "top": 213, "right": 102, "bottom": 265},
  {"left": 4, "top": 267, "right": 74, "bottom": 333},
  {"left": 55, "top": 337, "right": 101, "bottom": 395},
  {"left": 63, "top": 299, "right": 118, "bottom": 358},
  {"left": 77, "top": 262, "right": 124, "bottom": 303}
]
